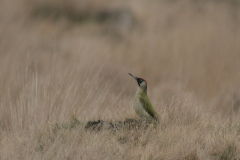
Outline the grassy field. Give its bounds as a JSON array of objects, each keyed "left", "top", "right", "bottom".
[{"left": 1, "top": 0, "right": 240, "bottom": 159}]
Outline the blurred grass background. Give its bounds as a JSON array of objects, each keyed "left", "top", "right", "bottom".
[{"left": 1, "top": 0, "right": 240, "bottom": 159}]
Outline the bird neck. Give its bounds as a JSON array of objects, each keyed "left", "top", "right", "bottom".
[{"left": 137, "top": 86, "right": 147, "bottom": 95}]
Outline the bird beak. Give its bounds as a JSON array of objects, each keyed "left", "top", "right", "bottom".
[{"left": 129, "top": 73, "right": 138, "bottom": 81}]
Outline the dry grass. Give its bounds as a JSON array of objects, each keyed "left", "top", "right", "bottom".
[{"left": 1, "top": 0, "right": 240, "bottom": 159}]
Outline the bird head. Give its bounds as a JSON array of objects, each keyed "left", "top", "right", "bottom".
[{"left": 129, "top": 73, "right": 147, "bottom": 90}]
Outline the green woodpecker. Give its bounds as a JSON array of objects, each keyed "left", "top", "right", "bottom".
[{"left": 129, "top": 73, "right": 159, "bottom": 121}]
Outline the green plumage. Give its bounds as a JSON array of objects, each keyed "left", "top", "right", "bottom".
[
  {"left": 139, "top": 97, "right": 158, "bottom": 119},
  {"left": 134, "top": 88, "right": 159, "bottom": 121}
]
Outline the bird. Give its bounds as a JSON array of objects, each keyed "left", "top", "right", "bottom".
[{"left": 129, "top": 73, "right": 159, "bottom": 122}]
